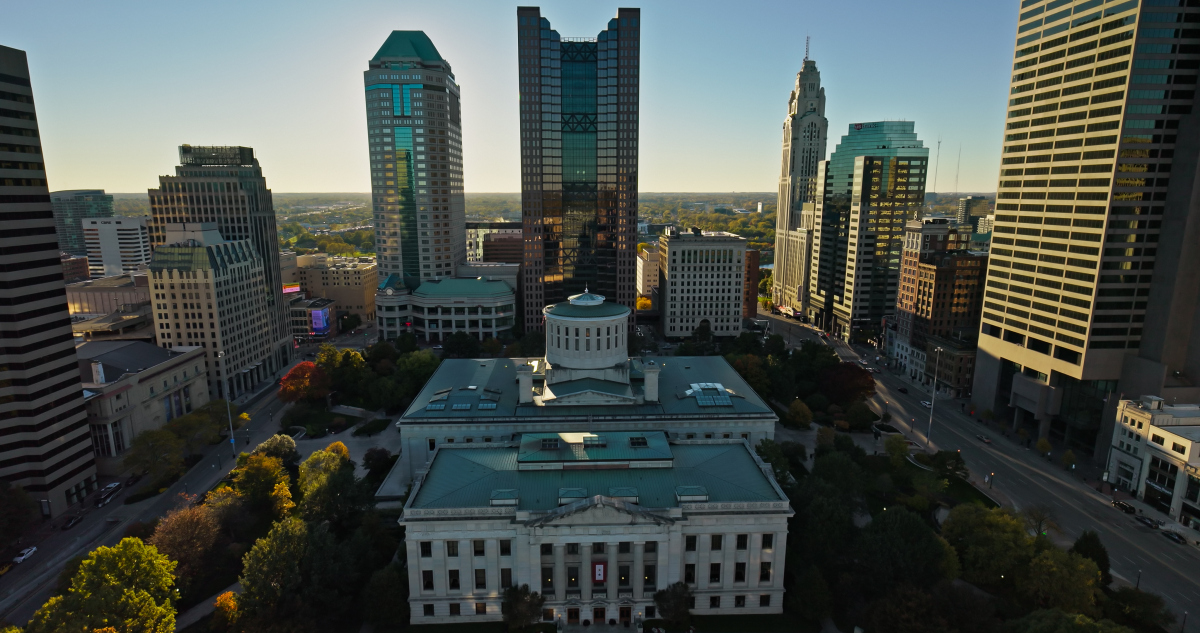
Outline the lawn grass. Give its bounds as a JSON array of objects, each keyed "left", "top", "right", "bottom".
[
  {"left": 352, "top": 416, "right": 391, "bottom": 437},
  {"left": 946, "top": 474, "right": 999, "bottom": 508}
]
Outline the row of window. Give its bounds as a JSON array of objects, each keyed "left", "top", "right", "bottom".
[{"left": 683, "top": 562, "right": 772, "bottom": 584}]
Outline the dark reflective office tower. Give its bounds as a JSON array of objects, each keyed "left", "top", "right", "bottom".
[{"left": 518, "top": 7, "right": 640, "bottom": 331}]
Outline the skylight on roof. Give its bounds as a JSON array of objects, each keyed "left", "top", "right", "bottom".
[
  {"left": 425, "top": 403, "right": 446, "bottom": 411},
  {"left": 541, "top": 438, "right": 560, "bottom": 450},
  {"left": 629, "top": 436, "right": 648, "bottom": 448},
  {"left": 478, "top": 402, "right": 498, "bottom": 410},
  {"left": 696, "top": 395, "right": 733, "bottom": 407},
  {"left": 451, "top": 403, "right": 472, "bottom": 411}
]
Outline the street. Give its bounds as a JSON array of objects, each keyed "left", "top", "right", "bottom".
[
  {"left": 757, "top": 310, "right": 1200, "bottom": 631},
  {"left": 0, "top": 389, "right": 290, "bottom": 626}
]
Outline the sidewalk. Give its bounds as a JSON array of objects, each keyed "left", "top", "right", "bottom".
[{"left": 174, "top": 582, "right": 239, "bottom": 631}]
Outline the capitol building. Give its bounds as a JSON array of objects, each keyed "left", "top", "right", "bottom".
[{"left": 377, "top": 292, "right": 792, "bottom": 625}]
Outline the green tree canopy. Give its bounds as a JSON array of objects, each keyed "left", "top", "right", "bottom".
[
  {"left": 1003, "top": 609, "right": 1132, "bottom": 633},
  {"left": 858, "top": 507, "right": 952, "bottom": 596},
  {"left": 941, "top": 505, "right": 1033, "bottom": 589},
  {"left": 26, "top": 538, "right": 177, "bottom": 633},
  {"left": 1070, "top": 530, "right": 1111, "bottom": 586},
  {"left": 1017, "top": 549, "right": 1101, "bottom": 617},
  {"left": 231, "top": 454, "right": 289, "bottom": 514},
  {"left": 502, "top": 584, "right": 547, "bottom": 631},
  {"left": 238, "top": 517, "right": 308, "bottom": 622},
  {"left": 652, "top": 581, "right": 693, "bottom": 628},
  {"left": 123, "top": 429, "right": 186, "bottom": 484}
]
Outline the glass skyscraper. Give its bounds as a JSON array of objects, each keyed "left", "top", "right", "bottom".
[
  {"left": 973, "top": 0, "right": 1200, "bottom": 458},
  {"left": 807, "top": 121, "right": 928, "bottom": 340},
  {"left": 50, "top": 189, "right": 113, "bottom": 256},
  {"left": 364, "top": 31, "right": 464, "bottom": 285},
  {"left": 518, "top": 7, "right": 640, "bottom": 331}
]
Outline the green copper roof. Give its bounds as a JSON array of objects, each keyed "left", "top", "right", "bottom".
[
  {"left": 517, "top": 432, "right": 672, "bottom": 463},
  {"left": 545, "top": 301, "right": 631, "bottom": 318},
  {"left": 372, "top": 31, "right": 443, "bottom": 63},
  {"left": 412, "top": 277, "right": 513, "bottom": 298},
  {"left": 409, "top": 441, "right": 786, "bottom": 511}
]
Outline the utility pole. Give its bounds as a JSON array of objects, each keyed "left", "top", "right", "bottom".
[
  {"left": 218, "top": 351, "right": 237, "bottom": 457},
  {"left": 927, "top": 346, "right": 943, "bottom": 448}
]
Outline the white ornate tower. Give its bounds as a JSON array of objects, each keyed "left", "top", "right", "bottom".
[{"left": 771, "top": 49, "right": 828, "bottom": 315}]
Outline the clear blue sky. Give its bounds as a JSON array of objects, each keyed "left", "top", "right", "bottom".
[{"left": 3, "top": 0, "right": 1018, "bottom": 194}]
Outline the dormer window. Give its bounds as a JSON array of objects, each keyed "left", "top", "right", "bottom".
[
  {"left": 541, "top": 438, "right": 560, "bottom": 450},
  {"left": 629, "top": 436, "right": 648, "bottom": 448}
]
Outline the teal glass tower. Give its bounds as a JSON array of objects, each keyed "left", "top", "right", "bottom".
[
  {"left": 807, "top": 121, "right": 928, "bottom": 341},
  {"left": 518, "top": 7, "right": 641, "bottom": 331},
  {"left": 51, "top": 189, "right": 113, "bottom": 256},
  {"left": 364, "top": 32, "right": 465, "bottom": 284}
]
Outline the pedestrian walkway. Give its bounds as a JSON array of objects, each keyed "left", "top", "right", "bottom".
[{"left": 174, "top": 582, "right": 239, "bottom": 631}]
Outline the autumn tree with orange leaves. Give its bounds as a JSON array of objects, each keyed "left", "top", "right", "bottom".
[{"left": 277, "top": 362, "right": 331, "bottom": 404}]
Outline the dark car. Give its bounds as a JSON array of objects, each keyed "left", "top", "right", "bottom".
[
  {"left": 898, "top": 387, "right": 909, "bottom": 394},
  {"left": 61, "top": 514, "right": 85, "bottom": 530},
  {"left": 976, "top": 434, "right": 993, "bottom": 444},
  {"left": 1111, "top": 500, "right": 1136, "bottom": 515},
  {"left": 1135, "top": 515, "right": 1160, "bottom": 529},
  {"left": 1162, "top": 531, "right": 1188, "bottom": 544}
]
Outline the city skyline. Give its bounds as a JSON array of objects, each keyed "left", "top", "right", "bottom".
[{"left": 1, "top": 0, "right": 1016, "bottom": 194}]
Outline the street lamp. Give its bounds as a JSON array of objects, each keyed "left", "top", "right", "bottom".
[
  {"left": 217, "top": 351, "right": 236, "bottom": 457},
  {"left": 927, "top": 346, "right": 944, "bottom": 448},
  {"left": 1136, "top": 569, "right": 1142, "bottom": 589}
]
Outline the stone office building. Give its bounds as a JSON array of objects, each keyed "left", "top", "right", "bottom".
[{"left": 400, "top": 431, "right": 791, "bottom": 625}]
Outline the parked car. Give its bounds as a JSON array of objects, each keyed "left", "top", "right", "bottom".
[
  {"left": 976, "top": 434, "right": 992, "bottom": 444},
  {"left": 126, "top": 471, "right": 144, "bottom": 487},
  {"left": 0, "top": 562, "right": 11, "bottom": 576},
  {"left": 94, "top": 482, "right": 122, "bottom": 508},
  {"left": 12, "top": 547, "right": 36, "bottom": 564},
  {"left": 1135, "top": 515, "right": 1160, "bottom": 529},
  {"left": 897, "top": 387, "right": 909, "bottom": 394},
  {"left": 61, "top": 514, "right": 85, "bottom": 530},
  {"left": 1162, "top": 531, "right": 1188, "bottom": 544},
  {"left": 920, "top": 400, "right": 933, "bottom": 408},
  {"left": 1111, "top": 500, "right": 1136, "bottom": 515},
  {"left": 432, "top": 345, "right": 443, "bottom": 350},
  {"left": 859, "top": 360, "right": 869, "bottom": 366}
]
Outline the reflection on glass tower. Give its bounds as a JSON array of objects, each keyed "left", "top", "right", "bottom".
[{"left": 517, "top": 7, "right": 640, "bottom": 331}]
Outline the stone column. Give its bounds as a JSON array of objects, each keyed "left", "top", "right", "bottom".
[
  {"left": 1171, "top": 466, "right": 1189, "bottom": 519},
  {"left": 530, "top": 541, "right": 543, "bottom": 597},
  {"left": 633, "top": 542, "right": 645, "bottom": 598},
  {"left": 486, "top": 539, "right": 500, "bottom": 593},
  {"left": 554, "top": 544, "right": 566, "bottom": 603},
  {"left": 606, "top": 541, "right": 619, "bottom": 601},
  {"left": 772, "top": 531, "right": 786, "bottom": 590},
  {"left": 722, "top": 532, "right": 736, "bottom": 591},
  {"left": 434, "top": 540, "right": 448, "bottom": 597},
  {"left": 581, "top": 543, "right": 593, "bottom": 599},
  {"left": 748, "top": 533, "right": 761, "bottom": 590},
  {"left": 666, "top": 528, "right": 683, "bottom": 584}
]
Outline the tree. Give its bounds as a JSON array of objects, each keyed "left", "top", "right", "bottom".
[
  {"left": 0, "top": 480, "right": 36, "bottom": 549},
  {"left": 362, "top": 565, "right": 409, "bottom": 628},
  {"left": 941, "top": 505, "right": 1033, "bottom": 589},
  {"left": 868, "top": 586, "right": 947, "bottom": 633},
  {"left": 231, "top": 454, "right": 289, "bottom": 513},
  {"left": 299, "top": 446, "right": 368, "bottom": 530},
  {"left": 1004, "top": 609, "right": 1133, "bottom": 633},
  {"left": 278, "top": 361, "right": 331, "bottom": 403},
  {"left": 481, "top": 337, "right": 503, "bottom": 357},
  {"left": 885, "top": 434, "right": 910, "bottom": 469},
  {"left": 362, "top": 448, "right": 394, "bottom": 478},
  {"left": 845, "top": 401, "right": 879, "bottom": 431},
  {"left": 54, "top": 554, "right": 87, "bottom": 596},
  {"left": 787, "top": 565, "right": 831, "bottom": 623},
  {"left": 1036, "top": 437, "right": 1053, "bottom": 456},
  {"left": 123, "top": 429, "right": 186, "bottom": 484},
  {"left": 1017, "top": 549, "right": 1101, "bottom": 616},
  {"left": 324, "top": 440, "right": 351, "bottom": 462},
  {"left": 26, "top": 538, "right": 178, "bottom": 633},
  {"left": 1023, "top": 504, "right": 1062, "bottom": 538},
  {"left": 211, "top": 591, "right": 239, "bottom": 632},
  {"left": 252, "top": 434, "right": 300, "bottom": 466},
  {"left": 820, "top": 362, "right": 876, "bottom": 405},
  {"left": 755, "top": 439, "right": 792, "bottom": 486},
  {"left": 1102, "top": 587, "right": 1175, "bottom": 630},
  {"left": 163, "top": 410, "right": 222, "bottom": 457},
  {"left": 238, "top": 517, "right": 308, "bottom": 622},
  {"left": 928, "top": 450, "right": 970, "bottom": 480},
  {"left": 502, "top": 584, "right": 546, "bottom": 631},
  {"left": 812, "top": 451, "right": 864, "bottom": 499},
  {"left": 1061, "top": 450, "right": 1077, "bottom": 469},
  {"left": 728, "top": 354, "right": 770, "bottom": 398},
  {"left": 271, "top": 482, "right": 295, "bottom": 518},
  {"left": 758, "top": 273, "right": 772, "bottom": 295},
  {"left": 787, "top": 398, "right": 813, "bottom": 429},
  {"left": 763, "top": 334, "right": 787, "bottom": 358},
  {"left": 652, "top": 582, "right": 693, "bottom": 629},
  {"left": 858, "top": 508, "right": 951, "bottom": 597},
  {"left": 805, "top": 393, "right": 830, "bottom": 414},
  {"left": 148, "top": 505, "right": 219, "bottom": 592},
  {"left": 1070, "top": 531, "right": 1110, "bottom": 586},
  {"left": 443, "top": 331, "right": 482, "bottom": 358},
  {"left": 636, "top": 296, "right": 652, "bottom": 310},
  {"left": 518, "top": 331, "right": 545, "bottom": 358}
]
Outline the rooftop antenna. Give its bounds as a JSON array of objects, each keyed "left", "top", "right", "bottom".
[
  {"left": 932, "top": 138, "right": 942, "bottom": 195},
  {"left": 953, "top": 144, "right": 962, "bottom": 198},
  {"left": 804, "top": 36, "right": 810, "bottom": 62}
]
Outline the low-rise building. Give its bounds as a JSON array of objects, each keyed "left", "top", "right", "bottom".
[
  {"left": 289, "top": 296, "right": 337, "bottom": 343},
  {"left": 77, "top": 341, "right": 210, "bottom": 475},
  {"left": 83, "top": 216, "right": 152, "bottom": 278},
  {"left": 466, "top": 222, "right": 522, "bottom": 262},
  {"left": 396, "top": 431, "right": 791, "bottom": 625},
  {"left": 375, "top": 275, "right": 516, "bottom": 343},
  {"left": 658, "top": 227, "right": 747, "bottom": 339},
  {"left": 1108, "top": 396, "right": 1200, "bottom": 531},
  {"left": 66, "top": 273, "right": 150, "bottom": 318},
  {"left": 457, "top": 262, "right": 520, "bottom": 290},
  {"left": 61, "top": 252, "right": 90, "bottom": 283},
  {"left": 636, "top": 246, "right": 658, "bottom": 298},
  {"left": 482, "top": 232, "right": 523, "bottom": 265},
  {"left": 72, "top": 303, "right": 155, "bottom": 343},
  {"left": 290, "top": 254, "right": 377, "bottom": 322}
]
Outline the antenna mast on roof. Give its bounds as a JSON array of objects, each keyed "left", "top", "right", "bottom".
[{"left": 804, "top": 36, "right": 810, "bottom": 62}]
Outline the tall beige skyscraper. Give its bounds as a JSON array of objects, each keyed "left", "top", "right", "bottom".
[
  {"left": 0, "top": 45, "right": 97, "bottom": 516},
  {"left": 771, "top": 56, "right": 827, "bottom": 315},
  {"left": 972, "top": 0, "right": 1200, "bottom": 459}
]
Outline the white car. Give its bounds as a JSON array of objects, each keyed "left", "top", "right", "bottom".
[
  {"left": 920, "top": 401, "right": 933, "bottom": 408},
  {"left": 13, "top": 547, "right": 36, "bottom": 563}
]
